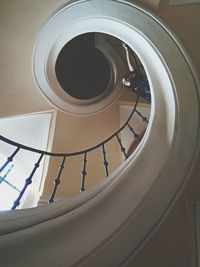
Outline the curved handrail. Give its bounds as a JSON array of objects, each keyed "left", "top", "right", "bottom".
[
  {"left": 0, "top": 42, "right": 152, "bottom": 210},
  {"left": 0, "top": 95, "right": 141, "bottom": 157},
  {"left": 0, "top": 91, "right": 150, "bottom": 209}
]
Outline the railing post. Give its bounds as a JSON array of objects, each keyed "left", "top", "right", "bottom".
[
  {"left": 135, "top": 109, "right": 149, "bottom": 123},
  {"left": 0, "top": 82, "right": 150, "bottom": 210},
  {"left": 80, "top": 152, "right": 87, "bottom": 192},
  {"left": 102, "top": 144, "right": 109, "bottom": 177},
  {"left": 127, "top": 123, "right": 141, "bottom": 142},
  {"left": 11, "top": 153, "right": 44, "bottom": 210},
  {"left": 116, "top": 134, "right": 128, "bottom": 160},
  {"left": 49, "top": 156, "right": 66, "bottom": 203},
  {"left": 0, "top": 147, "right": 20, "bottom": 174}
]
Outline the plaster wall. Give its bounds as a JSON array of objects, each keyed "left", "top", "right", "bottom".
[
  {"left": 0, "top": 0, "right": 71, "bottom": 118},
  {"left": 0, "top": 0, "right": 199, "bottom": 266},
  {"left": 42, "top": 102, "right": 122, "bottom": 199},
  {"left": 0, "top": 0, "right": 123, "bottom": 200}
]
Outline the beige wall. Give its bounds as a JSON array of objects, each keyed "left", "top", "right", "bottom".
[
  {"left": 1, "top": 0, "right": 199, "bottom": 266},
  {"left": 0, "top": 0, "right": 71, "bottom": 118},
  {"left": 0, "top": 0, "right": 137, "bottom": 201},
  {"left": 160, "top": 4, "right": 200, "bottom": 77},
  {"left": 42, "top": 102, "right": 122, "bottom": 199}
]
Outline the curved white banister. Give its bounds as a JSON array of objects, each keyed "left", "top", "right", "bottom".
[{"left": 0, "top": 1, "right": 199, "bottom": 266}]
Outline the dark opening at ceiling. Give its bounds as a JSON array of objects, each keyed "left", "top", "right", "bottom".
[{"left": 55, "top": 33, "right": 111, "bottom": 100}]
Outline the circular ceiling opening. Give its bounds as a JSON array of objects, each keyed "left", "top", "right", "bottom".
[
  {"left": 34, "top": 29, "right": 125, "bottom": 115},
  {"left": 55, "top": 33, "right": 111, "bottom": 100}
]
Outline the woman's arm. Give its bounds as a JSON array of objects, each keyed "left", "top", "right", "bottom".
[{"left": 122, "top": 42, "right": 134, "bottom": 72}]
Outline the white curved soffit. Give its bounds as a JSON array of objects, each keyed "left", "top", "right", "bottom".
[
  {"left": 33, "top": 12, "right": 124, "bottom": 115},
  {"left": 1, "top": 1, "right": 200, "bottom": 267}
]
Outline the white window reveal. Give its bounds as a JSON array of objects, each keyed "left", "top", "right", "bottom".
[
  {"left": 0, "top": 152, "right": 27, "bottom": 210},
  {"left": 0, "top": 112, "right": 54, "bottom": 210}
]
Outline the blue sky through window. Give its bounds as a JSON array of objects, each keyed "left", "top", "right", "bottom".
[{"left": 0, "top": 152, "right": 27, "bottom": 210}]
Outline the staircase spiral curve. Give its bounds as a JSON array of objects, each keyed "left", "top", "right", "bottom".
[{"left": 0, "top": 1, "right": 199, "bottom": 267}]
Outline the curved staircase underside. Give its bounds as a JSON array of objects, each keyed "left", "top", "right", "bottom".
[{"left": 0, "top": 1, "right": 200, "bottom": 267}]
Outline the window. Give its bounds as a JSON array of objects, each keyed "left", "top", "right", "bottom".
[{"left": 0, "top": 152, "right": 27, "bottom": 210}]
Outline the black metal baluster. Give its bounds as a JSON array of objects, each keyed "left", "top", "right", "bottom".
[
  {"left": 12, "top": 153, "right": 44, "bottom": 210},
  {"left": 102, "top": 144, "right": 109, "bottom": 177},
  {"left": 49, "top": 156, "right": 66, "bottom": 203},
  {"left": 127, "top": 124, "right": 141, "bottom": 142},
  {"left": 135, "top": 109, "right": 149, "bottom": 123},
  {"left": 116, "top": 134, "right": 128, "bottom": 160},
  {"left": 80, "top": 152, "right": 87, "bottom": 192},
  {"left": 0, "top": 147, "right": 20, "bottom": 174},
  {"left": 0, "top": 81, "right": 147, "bottom": 209}
]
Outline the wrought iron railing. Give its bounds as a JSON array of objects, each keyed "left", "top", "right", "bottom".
[
  {"left": 0, "top": 44, "right": 151, "bottom": 210},
  {"left": 0, "top": 93, "right": 150, "bottom": 210}
]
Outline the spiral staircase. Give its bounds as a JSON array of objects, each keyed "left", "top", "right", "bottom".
[{"left": 0, "top": 0, "right": 200, "bottom": 267}]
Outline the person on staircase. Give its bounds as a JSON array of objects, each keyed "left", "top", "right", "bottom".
[{"left": 122, "top": 42, "right": 151, "bottom": 102}]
